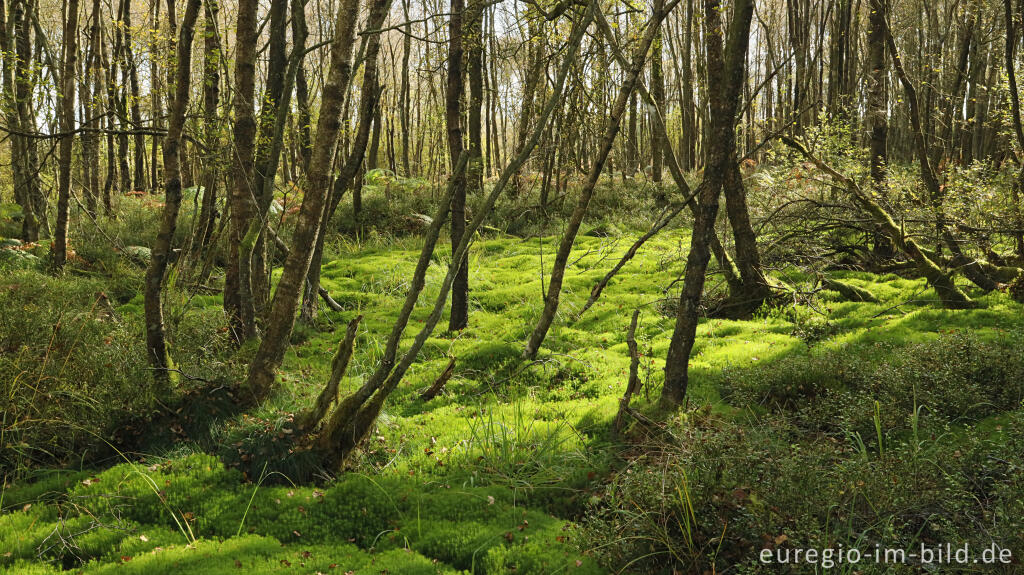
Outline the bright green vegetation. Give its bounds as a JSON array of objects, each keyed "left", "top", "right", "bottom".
[{"left": 2, "top": 190, "right": 1024, "bottom": 573}]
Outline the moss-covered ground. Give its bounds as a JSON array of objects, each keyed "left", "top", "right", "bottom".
[{"left": 3, "top": 216, "right": 1023, "bottom": 573}]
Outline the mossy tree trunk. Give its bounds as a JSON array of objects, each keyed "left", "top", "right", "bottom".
[
  {"left": 882, "top": 9, "right": 997, "bottom": 293},
  {"left": 299, "top": 0, "right": 392, "bottom": 324},
  {"left": 192, "top": 0, "right": 222, "bottom": 257},
  {"left": 243, "top": 0, "right": 364, "bottom": 403}
]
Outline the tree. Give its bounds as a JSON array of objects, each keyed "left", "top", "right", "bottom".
[
  {"left": 244, "top": 0, "right": 379, "bottom": 403},
  {"left": 523, "top": 0, "right": 671, "bottom": 360},
  {"left": 662, "top": 0, "right": 754, "bottom": 407},
  {"left": 51, "top": 0, "right": 80, "bottom": 272},
  {"left": 143, "top": 0, "right": 203, "bottom": 381},
  {"left": 446, "top": 0, "right": 469, "bottom": 331}
]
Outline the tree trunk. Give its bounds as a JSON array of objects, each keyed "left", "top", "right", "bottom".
[
  {"left": 446, "top": 0, "right": 469, "bottom": 331},
  {"left": 650, "top": 24, "right": 664, "bottom": 183},
  {"left": 512, "top": 8, "right": 544, "bottom": 193},
  {"left": 1004, "top": 0, "right": 1024, "bottom": 258},
  {"left": 662, "top": 0, "right": 754, "bottom": 407},
  {"left": 144, "top": 0, "right": 202, "bottom": 381},
  {"left": 299, "top": 0, "right": 391, "bottom": 324},
  {"left": 523, "top": 0, "right": 668, "bottom": 360},
  {"left": 867, "top": 0, "right": 891, "bottom": 259},
  {"left": 244, "top": 0, "right": 366, "bottom": 403},
  {"left": 249, "top": 0, "right": 289, "bottom": 314},
  {"left": 225, "top": 0, "right": 260, "bottom": 341},
  {"left": 51, "top": 0, "right": 80, "bottom": 272},
  {"left": 193, "top": 0, "right": 221, "bottom": 256}
]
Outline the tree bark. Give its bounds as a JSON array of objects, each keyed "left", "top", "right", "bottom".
[
  {"left": 244, "top": 0, "right": 365, "bottom": 403},
  {"left": 144, "top": 0, "right": 202, "bottom": 381},
  {"left": 224, "top": 0, "right": 260, "bottom": 342},
  {"left": 523, "top": 0, "right": 670, "bottom": 360},
  {"left": 299, "top": 0, "right": 392, "bottom": 324},
  {"left": 193, "top": 0, "right": 221, "bottom": 256},
  {"left": 446, "top": 0, "right": 469, "bottom": 331},
  {"left": 1004, "top": 0, "right": 1024, "bottom": 258},
  {"left": 51, "top": 0, "right": 80, "bottom": 271},
  {"left": 662, "top": 0, "right": 754, "bottom": 407}
]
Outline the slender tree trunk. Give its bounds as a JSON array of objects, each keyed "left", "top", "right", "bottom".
[
  {"left": 299, "top": 0, "right": 391, "bottom": 324},
  {"left": 249, "top": 0, "right": 289, "bottom": 314},
  {"left": 446, "top": 0, "right": 469, "bottom": 330},
  {"left": 100, "top": 11, "right": 116, "bottom": 215},
  {"left": 512, "top": 8, "right": 543, "bottom": 193},
  {"left": 51, "top": 0, "right": 80, "bottom": 272},
  {"left": 523, "top": 0, "right": 669, "bottom": 360},
  {"left": 399, "top": 0, "right": 411, "bottom": 175},
  {"left": 144, "top": 0, "right": 202, "bottom": 381},
  {"left": 867, "top": 0, "right": 892, "bottom": 259},
  {"left": 245, "top": 0, "right": 365, "bottom": 402},
  {"left": 650, "top": 24, "right": 664, "bottom": 183},
  {"left": 1004, "top": 0, "right": 1024, "bottom": 257},
  {"left": 122, "top": 0, "right": 145, "bottom": 191},
  {"left": 81, "top": 0, "right": 101, "bottom": 215},
  {"left": 225, "top": 0, "right": 260, "bottom": 341},
  {"left": 194, "top": 0, "right": 221, "bottom": 254}
]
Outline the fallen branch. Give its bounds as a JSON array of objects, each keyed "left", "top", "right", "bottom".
[
  {"left": 779, "top": 136, "right": 973, "bottom": 309},
  {"left": 420, "top": 357, "right": 456, "bottom": 401},
  {"left": 819, "top": 276, "right": 878, "bottom": 303}
]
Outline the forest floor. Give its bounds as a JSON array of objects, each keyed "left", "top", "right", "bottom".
[{"left": 2, "top": 201, "right": 1023, "bottom": 573}]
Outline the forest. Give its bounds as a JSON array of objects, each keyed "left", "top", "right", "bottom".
[{"left": 0, "top": 0, "right": 1023, "bottom": 570}]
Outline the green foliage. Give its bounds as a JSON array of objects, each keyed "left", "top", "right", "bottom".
[{"left": 6, "top": 190, "right": 1024, "bottom": 574}]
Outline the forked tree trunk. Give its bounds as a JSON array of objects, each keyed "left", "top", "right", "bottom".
[{"left": 662, "top": 0, "right": 754, "bottom": 407}]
